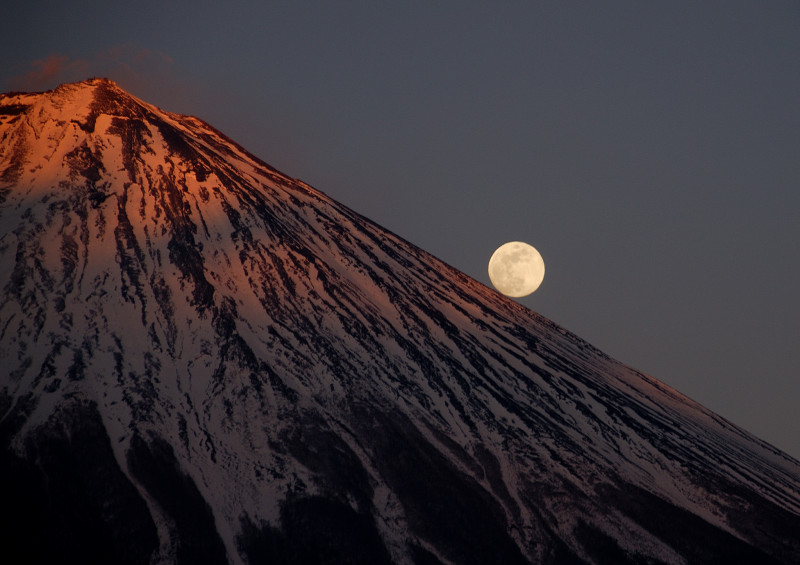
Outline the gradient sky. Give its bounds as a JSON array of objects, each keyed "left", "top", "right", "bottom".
[{"left": 3, "top": 2, "right": 799, "bottom": 459}]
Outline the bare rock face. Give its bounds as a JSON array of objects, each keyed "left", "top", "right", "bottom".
[{"left": 1, "top": 79, "right": 799, "bottom": 564}]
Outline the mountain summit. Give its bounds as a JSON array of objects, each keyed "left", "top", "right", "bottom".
[{"left": 1, "top": 78, "right": 798, "bottom": 565}]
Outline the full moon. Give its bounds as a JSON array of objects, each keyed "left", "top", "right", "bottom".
[{"left": 488, "top": 241, "right": 545, "bottom": 297}]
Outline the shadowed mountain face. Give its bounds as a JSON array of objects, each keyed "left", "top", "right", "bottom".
[{"left": 1, "top": 79, "right": 799, "bottom": 565}]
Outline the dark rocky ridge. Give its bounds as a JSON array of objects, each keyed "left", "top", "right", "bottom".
[{"left": 1, "top": 79, "right": 799, "bottom": 564}]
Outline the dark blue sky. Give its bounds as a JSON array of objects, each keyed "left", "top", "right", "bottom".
[{"left": 3, "top": 2, "right": 799, "bottom": 459}]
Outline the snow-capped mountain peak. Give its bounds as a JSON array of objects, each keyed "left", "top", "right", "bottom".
[{"left": 1, "top": 79, "right": 799, "bottom": 565}]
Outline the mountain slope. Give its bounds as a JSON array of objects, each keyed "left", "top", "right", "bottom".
[{"left": 1, "top": 78, "right": 799, "bottom": 565}]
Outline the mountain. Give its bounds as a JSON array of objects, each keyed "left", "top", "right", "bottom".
[{"left": 1, "top": 78, "right": 799, "bottom": 565}]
